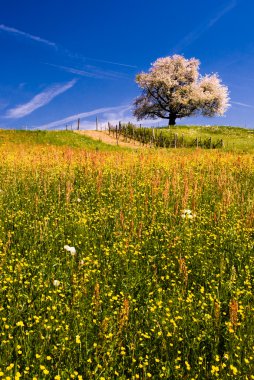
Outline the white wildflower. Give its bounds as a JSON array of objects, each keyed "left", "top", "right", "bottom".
[
  {"left": 53, "top": 280, "right": 60, "bottom": 287},
  {"left": 64, "top": 245, "right": 77, "bottom": 256},
  {"left": 181, "top": 209, "right": 196, "bottom": 219}
]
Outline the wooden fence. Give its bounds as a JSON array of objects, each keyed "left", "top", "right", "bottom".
[{"left": 107, "top": 122, "right": 224, "bottom": 149}]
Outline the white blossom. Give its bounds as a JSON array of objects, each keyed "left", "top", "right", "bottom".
[
  {"left": 133, "top": 54, "right": 230, "bottom": 125},
  {"left": 53, "top": 280, "right": 60, "bottom": 287}
]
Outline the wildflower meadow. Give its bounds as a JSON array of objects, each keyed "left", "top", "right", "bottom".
[{"left": 0, "top": 130, "right": 254, "bottom": 379}]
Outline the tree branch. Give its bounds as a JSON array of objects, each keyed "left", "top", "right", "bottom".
[{"left": 146, "top": 88, "right": 170, "bottom": 113}]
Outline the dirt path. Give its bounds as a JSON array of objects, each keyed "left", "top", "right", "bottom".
[{"left": 76, "top": 130, "right": 149, "bottom": 149}]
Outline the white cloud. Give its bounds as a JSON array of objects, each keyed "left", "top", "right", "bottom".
[
  {"left": 31, "top": 104, "right": 167, "bottom": 130},
  {"left": 100, "top": 105, "right": 136, "bottom": 123},
  {"left": 31, "top": 105, "right": 132, "bottom": 130},
  {"left": 5, "top": 79, "right": 77, "bottom": 119},
  {"left": 207, "top": 0, "right": 237, "bottom": 28},
  {"left": 173, "top": 0, "right": 237, "bottom": 52},
  {"left": 231, "top": 101, "right": 254, "bottom": 108},
  {"left": 82, "top": 57, "right": 137, "bottom": 69},
  {"left": 0, "top": 24, "right": 56, "bottom": 48},
  {"left": 46, "top": 63, "right": 127, "bottom": 80},
  {"left": 0, "top": 24, "right": 137, "bottom": 69},
  {"left": 46, "top": 64, "right": 97, "bottom": 78}
]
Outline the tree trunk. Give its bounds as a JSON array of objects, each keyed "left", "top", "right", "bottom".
[{"left": 168, "top": 114, "right": 176, "bottom": 126}]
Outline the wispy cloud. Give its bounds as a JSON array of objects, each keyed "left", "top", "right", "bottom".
[
  {"left": 0, "top": 24, "right": 137, "bottom": 69},
  {"left": 101, "top": 107, "right": 132, "bottom": 122},
  {"left": 173, "top": 0, "right": 237, "bottom": 52},
  {"left": 0, "top": 24, "right": 57, "bottom": 48},
  {"left": 231, "top": 101, "right": 254, "bottom": 108},
  {"left": 5, "top": 79, "right": 77, "bottom": 119},
  {"left": 32, "top": 105, "right": 131, "bottom": 130},
  {"left": 45, "top": 63, "right": 128, "bottom": 80},
  {"left": 80, "top": 57, "right": 137, "bottom": 69},
  {"left": 62, "top": 50, "right": 137, "bottom": 69},
  {"left": 0, "top": 99, "right": 9, "bottom": 111},
  {"left": 31, "top": 105, "right": 168, "bottom": 130}
]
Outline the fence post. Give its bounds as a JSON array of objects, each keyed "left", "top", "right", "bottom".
[
  {"left": 174, "top": 133, "right": 178, "bottom": 148},
  {"left": 116, "top": 124, "right": 118, "bottom": 145},
  {"left": 151, "top": 128, "right": 154, "bottom": 147},
  {"left": 118, "top": 121, "right": 122, "bottom": 140}
]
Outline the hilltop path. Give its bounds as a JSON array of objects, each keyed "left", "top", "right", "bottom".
[{"left": 75, "top": 130, "right": 149, "bottom": 148}]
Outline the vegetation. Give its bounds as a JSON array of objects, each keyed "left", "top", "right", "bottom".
[
  {"left": 109, "top": 123, "right": 224, "bottom": 149},
  {"left": 0, "top": 129, "right": 254, "bottom": 379},
  {"left": 108, "top": 123, "right": 254, "bottom": 152},
  {"left": 0, "top": 130, "right": 124, "bottom": 151},
  {"left": 160, "top": 125, "right": 254, "bottom": 152}
]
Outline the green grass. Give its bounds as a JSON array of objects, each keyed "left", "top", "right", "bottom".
[
  {"left": 0, "top": 130, "right": 125, "bottom": 152},
  {"left": 159, "top": 125, "right": 254, "bottom": 152},
  {"left": 1, "top": 125, "right": 254, "bottom": 152}
]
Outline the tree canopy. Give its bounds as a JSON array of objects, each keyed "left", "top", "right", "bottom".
[{"left": 133, "top": 55, "right": 230, "bottom": 126}]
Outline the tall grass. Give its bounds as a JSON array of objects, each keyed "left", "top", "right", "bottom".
[{"left": 0, "top": 131, "right": 254, "bottom": 379}]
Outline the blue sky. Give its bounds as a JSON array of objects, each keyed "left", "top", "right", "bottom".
[{"left": 0, "top": 0, "right": 254, "bottom": 129}]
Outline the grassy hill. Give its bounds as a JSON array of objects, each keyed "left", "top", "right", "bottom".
[
  {"left": 0, "top": 129, "right": 124, "bottom": 151},
  {"left": 158, "top": 125, "right": 254, "bottom": 152},
  {"left": 1, "top": 125, "right": 253, "bottom": 152}
]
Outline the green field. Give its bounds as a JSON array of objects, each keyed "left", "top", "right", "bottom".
[
  {"left": 0, "top": 127, "right": 254, "bottom": 379},
  {"left": 0, "top": 130, "right": 124, "bottom": 151},
  {"left": 159, "top": 125, "right": 254, "bottom": 152}
]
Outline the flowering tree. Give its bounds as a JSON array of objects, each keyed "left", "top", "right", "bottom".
[{"left": 133, "top": 55, "right": 230, "bottom": 126}]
